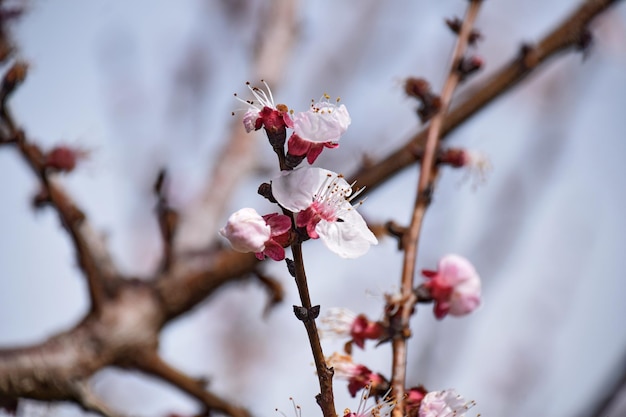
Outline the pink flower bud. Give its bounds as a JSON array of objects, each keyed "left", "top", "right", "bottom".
[
  {"left": 44, "top": 146, "right": 88, "bottom": 172},
  {"left": 421, "top": 254, "right": 481, "bottom": 319},
  {"left": 220, "top": 208, "right": 271, "bottom": 253},
  {"left": 219, "top": 209, "right": 292, "bottom": 261}
]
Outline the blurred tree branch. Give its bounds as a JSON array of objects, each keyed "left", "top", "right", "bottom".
[
  {"left": 0, "top": 0, "right": 623, "bottom": 416},
  {"left": 350, "top": 0, "right": 622, "bottom": 192}
]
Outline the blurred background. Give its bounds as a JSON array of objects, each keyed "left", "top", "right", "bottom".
[{"left": 1, "top": 1, "right": 626, "bottom": 416}]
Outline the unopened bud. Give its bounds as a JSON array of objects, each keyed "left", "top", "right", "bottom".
[
  {"left": 445, "top": 17, "right": 483, "bottom": 45},
  {"left": 44, "top": 146, "right": 87, "bottom": 172},
  {"left": 457, "top": 55, "right": 483, "bottom": 81},
  {"left": 404, "top": 77, "right": 441, "bottom": 124}
]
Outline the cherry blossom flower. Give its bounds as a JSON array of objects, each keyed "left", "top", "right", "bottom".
[
  {"left": 421, "top": 254, "right": 481, "bottom": 320},
  {"left": 234, "top": 81, "right": 293, "bottom": 134},
  {"left": 271, "top": 167, "right": 377, "bottom": 258},
  {"left": 418, "top": 389, "right": 475, "bottom": 417},
  {"left": 327, "top": 353, "right": 387, "bottom": 397},
  {"left": 320, "top": 308, "right": 385, "bottom": 348},
  {"left": 219, "top": 208, "right": 291, "bottom": 261},
  {"left": 405, "top": 386, "right": 428, "bottom": 417},
  {"left": 287, "top": 95, "right": 351, "bottom": 164},
  {"left": 343, "top": 385, "right": 395, "bottom": 417}
]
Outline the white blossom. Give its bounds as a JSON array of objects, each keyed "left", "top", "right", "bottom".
[{"left": 271, "top": 167, "right": 377, "bottom": 258}]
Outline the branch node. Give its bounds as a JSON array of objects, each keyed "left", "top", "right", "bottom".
[
  {"left": 385, "top": 221, "right": 408, "bottom": 250},
  {"left": 154, "top": 169, "right": 179, "bottom": 273},
  {"left": 404, "top": 77, "right": 441, "bottom": 124},
  {"left": 257, "top": 182, "right": 277, "bottom": 203},
  {"left": 445, "top": 17, "right": 482, "bottom": 45},
  {"left": 456, "top": 55, "right": 484, "bottom": 81},
  {"left": 293, "top": 305, "right": 320, "bottom": 322}
]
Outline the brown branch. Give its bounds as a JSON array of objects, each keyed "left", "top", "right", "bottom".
[
  {"left": 350, "top": 0, "right": 623, "bottom": 193},
  {"left": 390, "top": 2, "right": 483, "bottom": 416},
  {"left": 291, "top": 242, "right": 336, "bottom": 417},
  {"left": 0, "top": 126, "right": 117, "bottom": 315},
  {"left": 0, "top": 1, "right": 622, "bottom": 416},
  {"left": 157, "top": 250, "right": 259, "bottom": 321},
  {"left": 133, "top": 351, "right": 249, "bottom": 417},
  {"left": 0, "top": 249, "right": 256, "bottom": 417}
]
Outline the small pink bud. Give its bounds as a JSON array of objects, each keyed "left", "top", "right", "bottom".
[
  {"left": 421, "top": 254, "right": 481, "bottom": 319},
  {"left": 220, "top": 208, "right": 271, "bottom": 253},
  {"left": 44, "top": 146, "right": 88, "bottom": 172},
  {"left": 219, "top": 208, "right": 291, "bottom": 261}
]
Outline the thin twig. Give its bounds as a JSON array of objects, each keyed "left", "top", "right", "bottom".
[
  {"left": 0, "top": 120, "right": 115, "bottom": 314},
  {"left": 133, "top": 351, "right": 250, "bottom": 417},
  {"left": 389, "top": 2, "right": 483, "bottom": 415},
  {"left": 291, "top": 242, "right": 336, "bottom": 417},
  {"left": 154, "top": 169, "right": 178, "bottom": 274},
  {"left": 350, "top": 0, "right": 623, "bottom": 194}
]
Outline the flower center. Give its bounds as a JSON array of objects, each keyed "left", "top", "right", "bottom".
[{"left": 295, "top": 173, "right": 365, "bottom": 240}]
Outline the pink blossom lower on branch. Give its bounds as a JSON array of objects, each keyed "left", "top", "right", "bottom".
[
  {"left": 287, "top": 96, "right": 351, "bottom": 163},
  {"left": 421, "top": 254, "right": 481, "bottom": 319},
  {"left": 418, "top": 389, "right": 475, "bottom": 417},
  {"left": 219, "top": 208, "right": 291, "bottom": 261},
  {"left": 327, "top": 353, "right": 386, "bottom": 397},
  {"left": 320, "top": 308, "right": 384, "bottom": 348},
  {"left": 271, "top": 167, "right": 377, "bottom": 259}
]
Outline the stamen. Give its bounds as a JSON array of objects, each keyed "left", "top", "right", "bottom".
[{"left": 262, "top": 79, "right": 275, "bottom": 107}]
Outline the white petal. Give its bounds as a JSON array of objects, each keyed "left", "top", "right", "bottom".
[
  {"left": 293, "top": 103, "right": 351, "bottom": 143},
  {"left": 316, "top": 208, "right": 377, "bottom": 259},
  {"left": 272, "top": 167, "right": 347, "bottom": 212}
]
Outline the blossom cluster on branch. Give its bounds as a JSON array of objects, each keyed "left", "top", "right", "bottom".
[{"left": 222, "top": 82, "right": 482, "bottom": 417}]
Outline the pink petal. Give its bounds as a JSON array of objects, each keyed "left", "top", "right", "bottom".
[
  {"left": 287, "top": 133, "right": 311, "bottom": 156},
  {"left": 306, "top": 143, "right": 325, "bottom": 164}
]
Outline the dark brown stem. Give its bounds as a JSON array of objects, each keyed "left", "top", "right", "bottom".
[
  {"left": 350, "top": 0, "right": 623, "bottom": 194},
  {"left": 133, "top": 351, "right": 250, "bottom": 417},
  {"left": 291, "top": 242, "right": 336, "bottom": 417},
  {"left": 390, "top": 2, "right": 483, "bottom": 415}
]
